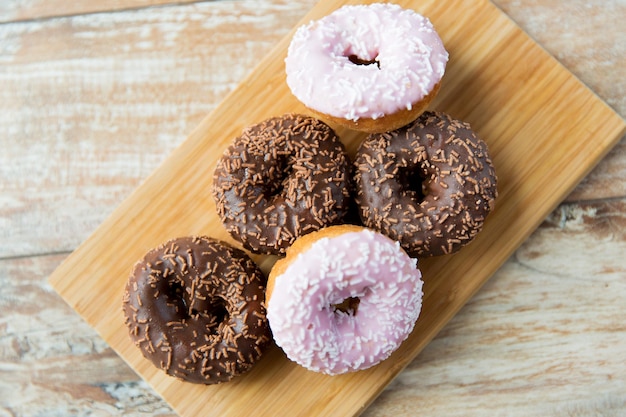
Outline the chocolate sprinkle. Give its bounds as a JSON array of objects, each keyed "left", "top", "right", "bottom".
[
  {"left": 354, "top": 111, "right": 498, "bottom": 257},
  {"left": 122, "top": 236, "right": 270, "bottom": 385},
  {"left": 212, "top": 114, "right": 352, "bottom": 255}
]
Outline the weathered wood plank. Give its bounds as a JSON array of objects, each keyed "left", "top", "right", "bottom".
[
  {"left": 0, "top": 0, "right": 316, "bottom": 258},
  {"left": 0, "top": 253, "right": 174, "bottom": 416},
  {"left": 364, "top": 199, "right": 626, "bottom": 416},
  {"left": 0, "top": 0, "right": 200, "bottom": 23}
]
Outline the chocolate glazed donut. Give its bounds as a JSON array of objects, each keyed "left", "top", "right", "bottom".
[
  {"left": 354, "top": 111, "right": 498, "bottom": 257},
  {"left": 122, "top": 236, "right": 270, "bottom": 384},
  {"left": 212, "top": 114, "right": 352, "bottom": 256}
]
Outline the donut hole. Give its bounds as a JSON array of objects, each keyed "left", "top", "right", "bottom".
[
  {"left": 332, "top": 296, "right": 360, "bottom": 316},
  {"left": 396, "top": 166, "right": 430, "bottom": 203},
  {"left": 204, "top": 299, "right": 229, "bottom": 330},
  {"left": 348, "top": 54, "right": 380, "bottom": 69},
  {"left": 264, "top": 155, "right": 295, "bottom": 199},
  {"left": 165, "top": 279, "right": 188, "bottom": 315},
  {"left": 167, "top": 280, "right": 229, "bottom": 330}
]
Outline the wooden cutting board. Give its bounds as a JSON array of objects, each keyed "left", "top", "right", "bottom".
[{"left": 48, "top": 0, "right": 626, "bottom": 416}]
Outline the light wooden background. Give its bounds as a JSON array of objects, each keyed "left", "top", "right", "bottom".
[{"left": 1, "top": 1, "right": 625, "bottom": 416}]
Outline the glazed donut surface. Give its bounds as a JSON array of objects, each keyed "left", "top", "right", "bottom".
[
  {"left": 285, "top": 3, "right": 448, "bottom": 132},
  {"left": 122, "top": 236, "right": 270, "bottom": 385},
  {"left": 266, "top": 225, "right": 423, "bottom": 375},
  {"left": 354, "top": 111, "right": 498, "bottom": 257},
  {"left": 212, "top": 114, "right": 352, "bottom": 255}
]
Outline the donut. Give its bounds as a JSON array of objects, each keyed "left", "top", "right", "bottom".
[
  {"left": 122, "top": 236, "right": 271, "bottom": 385},
  {"left": 266, "top": 225, "right": 423, "bottom": 375},
  {"left": 285, "top": 3, "right": 448, "bottom": 133},
  {"left": 354, "top": 111, "right": 498, "bottom": 257},
  {"left": 212, "top": 113, "right": 352, "bottom": 256}
]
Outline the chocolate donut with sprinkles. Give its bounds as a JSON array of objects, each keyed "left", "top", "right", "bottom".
[
  {"left": 122, "top": 236, "right": 271, "bottom": 384},
  {"left": 212, "top": 113, "right": 352, "bottom": 256},
  {"left": 354, "top": 111, "right": 498, "bottom": 257}
]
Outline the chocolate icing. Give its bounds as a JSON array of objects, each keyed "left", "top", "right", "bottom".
[
  {"left": 212, "top": 114, "right": 352, "bottom": 255},
  {"left": 122, "top": 236, "right": 270, "bottom": 384},
  {"left": 354, "top": 111, "right": 498, "bottom": 257}
]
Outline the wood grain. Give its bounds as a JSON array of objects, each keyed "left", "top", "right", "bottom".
[
  {"left": 2, "top": 0, "right": 626, "bottom": 416},
  {"left": 3, "top": 199, "right": 625, "bottom": 415},
  {"left": 0, "top": 0, "right": 317, "bottom": 258},
  {"left": 495, "top": 0, "right": 626, "bottom": 203},
  {"left": 45, "top": 0, "right": 625, "bottom": 416},
  {"left": 0, "top": 0, "right": 200, "bottom": 23},
  {"left": 363, "top": 199, "right": 626, "bottom": 416},
  {"left": 0, "top": 254, "right": 176, "bottom": 416}
]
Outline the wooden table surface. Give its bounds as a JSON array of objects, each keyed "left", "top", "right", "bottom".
[{"left": 1, "top": 1, "right": 625, "bottom": 416}]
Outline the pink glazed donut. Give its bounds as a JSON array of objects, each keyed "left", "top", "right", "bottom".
[
  {"left": 285, "top": 3, "right": 448, "bottom": 133},
  {"left": 266, "top": 225, "right": 424, "bottom": 375}
]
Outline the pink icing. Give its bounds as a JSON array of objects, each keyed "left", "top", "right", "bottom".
[
  {"left": 267, "top": 228, "right": 423, "bottom": 375},
  {"left": 285, "top": 3, "right": 448, "bottom": 121}
]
